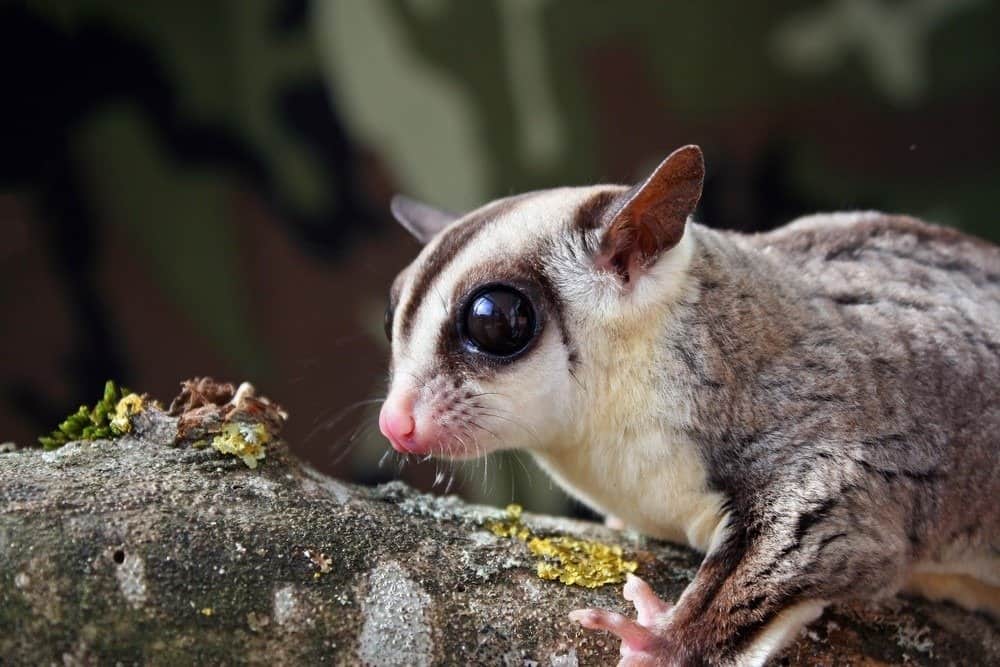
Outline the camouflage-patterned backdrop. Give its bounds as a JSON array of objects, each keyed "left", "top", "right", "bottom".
[{"left": 2, "top": 0, "right": 998, "bottom": 516}]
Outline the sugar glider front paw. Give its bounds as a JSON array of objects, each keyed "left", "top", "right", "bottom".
[{"left": 570, "top": 574, "right": 673, "bottom": 666}]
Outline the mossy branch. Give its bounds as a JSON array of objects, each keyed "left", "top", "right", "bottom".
[
  {"left": 37, "top": 380, "right": 130, "bottom": 450},
  {"left": 8, "top": 381, "right": 997, "bottom": 664}
]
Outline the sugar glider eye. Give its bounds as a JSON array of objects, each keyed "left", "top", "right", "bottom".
[{"left": 461, "top": 286, "right": 536, "bottom": 357}]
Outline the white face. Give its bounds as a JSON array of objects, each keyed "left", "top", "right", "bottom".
[{"left": 379, "top": 187, "right": 615, "bottom": 460}]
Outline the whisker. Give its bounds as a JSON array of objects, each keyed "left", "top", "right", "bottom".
[
  {"left": 475, "top": 410, "right": 543, "bottom": 447},
  {"left": 347, "top": 416, "right": 377, "bottom": 444},
  {"left": 510, "top": 450, "right": 533, "bottom": 480},
  {"left": 467, "top": 420, "right": 500, "bottom": 440},
  {"left": 307, "top": 397, "right": 385, "bottom": 443},
  {"left": 312, "top": 397, "right": 379, "bottom": 426},
  {"left": 331, "top": 419, "right": 378, "bottom": 465},
  {"left": 479, "top": 439, "right": 487, "bottom": 487},
  {"left": 463, "top": 391, "right": 505, "bottom": 400},
  {"left": 452, "top": 430, "right": 473, "bottom": 458},
  {"left": 510, "top": 463, "right": 516, "bottom": 504},
  {"left": 454, "top": 425, "right": 485, "bottom": 493},
  {"left": 484, "top": 407, "right": 542, "bottom": 439}
]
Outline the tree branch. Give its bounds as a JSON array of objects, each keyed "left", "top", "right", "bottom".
[{"left": 1, "top": 409, "right": 996, "bottom": 665}]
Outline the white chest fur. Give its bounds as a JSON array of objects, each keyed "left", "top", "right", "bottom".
[
  {"left": 529, "top": 226, "right": 725, "bottom": 551},
  {"left": 533, "top": 427, "right": 726, "bottom": 553}
]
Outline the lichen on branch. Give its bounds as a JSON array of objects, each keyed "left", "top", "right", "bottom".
[
  {"left": 36, "top": 377, "right": 287, "bottom": 469},
  {"left": 488, "top": 503, "right": 638, "bottom": 588}
]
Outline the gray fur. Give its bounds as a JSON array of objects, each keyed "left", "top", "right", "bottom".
[
  {"left": 687, "top": 214, "right": 999, "bottom": 574},
  {"left": 388, "top": 188, "right": 1000, "bottom": 664},
  {"left": 634, "top": 213, "right": 1000, "bottom": 661},
  {"left": 557, "top": 209, "right": 998, "bottom": 662}
]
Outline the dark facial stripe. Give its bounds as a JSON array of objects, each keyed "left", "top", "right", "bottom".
[
  {"left": 525, "top": 253, "right": 576, "bottom": 369},
  {"left": 402, "top": 187, "right": 607, "bottom": 373},
  {"left": 572, "top": 189, "right": 621, "bottom": 231},
  {"left": 398, "top": 195, "right": 526, "bottom": 342}
]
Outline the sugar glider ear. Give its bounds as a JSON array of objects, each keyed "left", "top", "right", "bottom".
[
  {"left": 597, "top": 145, "right": 704, "bottom": 283},
  {"left": 390, "top": 194, "right": 458, "bottom": 244}
]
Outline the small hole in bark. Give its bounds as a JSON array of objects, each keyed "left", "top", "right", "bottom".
[{"left": 113, "top": 549, "right": 125, "bottom": 564}]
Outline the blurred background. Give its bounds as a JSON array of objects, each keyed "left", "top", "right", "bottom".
[{"left": 2, "top": 0, "right": 998, "bottom": 517}]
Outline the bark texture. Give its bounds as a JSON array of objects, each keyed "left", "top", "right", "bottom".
[{"left": 1, "top": 412, "right": 998, "bottom": 666}]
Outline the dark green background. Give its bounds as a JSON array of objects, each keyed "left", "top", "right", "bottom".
[{"left": 2, "top": 0, "right": 998, "bottom": 515}]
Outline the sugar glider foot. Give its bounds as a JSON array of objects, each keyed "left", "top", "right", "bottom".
[
  {"left": 570, "top": 574, "right": 673, "bottom": 665},
  {"left": 383, "top": 144, "right": 1000, "bottom": 664}
]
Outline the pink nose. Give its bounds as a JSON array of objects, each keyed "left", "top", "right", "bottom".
[{"left": 379, "top": 399, "right": 422, "bottom": 454}]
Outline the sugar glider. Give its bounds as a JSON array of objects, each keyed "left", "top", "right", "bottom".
[{"left": 379, "top": 145, "right": 1000, "bottom": 666}]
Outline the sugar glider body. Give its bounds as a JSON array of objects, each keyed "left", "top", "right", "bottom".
[{"left": 379, "top": 146, "right": 1000, "bottom": 666}]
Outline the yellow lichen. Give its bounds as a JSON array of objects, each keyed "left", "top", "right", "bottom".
[
  {"left": 110, "top": 393, "right": 146, "bottom": 435},
  {"left": 487, "top": 504, "right": 637, "bottom": 588},
  {"left": 211, "top": 422, "right": 269, "bottom": 469},
  {"left": 200, "top": 607, "right": 214, "bottom": 617},
  {"left": 487, "top": 503, "right": 532, "bottom": 541}
]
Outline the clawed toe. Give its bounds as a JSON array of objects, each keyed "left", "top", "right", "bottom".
[
  {"left": 623, "top": 573, "right": 672, "bottom": 624},
  {"left": 569, "top": 608, "right": 658, "bottom": 651},
  {"left": 570, "top": 575, "right": 674, "bottom": 657}
]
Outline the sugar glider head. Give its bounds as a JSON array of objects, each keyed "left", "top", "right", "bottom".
[{"left": 379, "top": 145, "right": 704, "bottom": 459}]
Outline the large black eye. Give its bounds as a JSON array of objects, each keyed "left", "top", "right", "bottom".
[
  {"left": 384, "top": 303, "right": 394, "bottom": 341},
  {"left": 462, "top": 287, "right": 536, "bottom": 356}
]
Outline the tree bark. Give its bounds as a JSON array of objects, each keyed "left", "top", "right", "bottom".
[{"left": 1, "top": 411, "right": 997, "bottom": 666}]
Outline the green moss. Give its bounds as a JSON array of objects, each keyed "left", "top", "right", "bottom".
[{"left": 38, "top": 381, "right": 131, "bottom": 450}]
